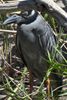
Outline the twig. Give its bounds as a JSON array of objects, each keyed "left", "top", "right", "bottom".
[
  {"left": 0, "top": 0, "right": 4, "bottom": 4},
  {"left": 0, "top": 29, "right": 16, "bottom": 33},
  {"left": 53, "top": 84, "right": 67, "bottom": 92}
]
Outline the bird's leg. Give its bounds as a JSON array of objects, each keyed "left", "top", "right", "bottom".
[
  {"left": 46, "top": 78, "right": 51, "bottom": 99},
  {"left": 29, "top": 69, "right": 33, "bottom": 93}
]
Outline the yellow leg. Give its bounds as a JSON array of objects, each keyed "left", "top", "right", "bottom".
[{"left": 46, "top": 78, "right": 51, "bottom": 100}]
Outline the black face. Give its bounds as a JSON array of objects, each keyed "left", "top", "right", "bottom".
[
  {"left": 21, "top": 10, "right": 32, "bottom": 18},
  {"left": 21, "top": 10, "right": 38, "bottom": 24}
]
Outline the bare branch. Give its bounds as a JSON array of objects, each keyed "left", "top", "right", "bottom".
[
  {"left": 0, "top": 29, "right": 16, "bottom": 33},
  {"left": 0, "top": 1, "right": 19, "bottom": 13}
]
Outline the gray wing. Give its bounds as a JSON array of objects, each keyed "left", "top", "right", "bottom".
[{"left": 38, "top": 21, "right": 63, "bottom": 62}]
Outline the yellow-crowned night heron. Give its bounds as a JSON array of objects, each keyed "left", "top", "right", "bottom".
[{"left": 3, "top": 10, "right": 63, "bottom": 97}]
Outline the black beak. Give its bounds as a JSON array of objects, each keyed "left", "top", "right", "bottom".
[{"left": 3, "top": 14, "right": 21, "bottom": 25}]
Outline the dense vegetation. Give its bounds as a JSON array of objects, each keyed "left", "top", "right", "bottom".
[{"left": 0, "top": 0, "right": 67, "bottom": 100}]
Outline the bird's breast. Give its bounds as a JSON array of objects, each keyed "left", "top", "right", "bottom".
[{"left": 17, "top": 28, "right": 41, "bottom": 60}]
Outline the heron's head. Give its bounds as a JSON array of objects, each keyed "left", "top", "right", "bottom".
[
  {"left": 3, "top": 14, "right": 24, "bottom": 25},
  {"left": 3, "top": 10, "right": 38, "bottom": 25}
]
